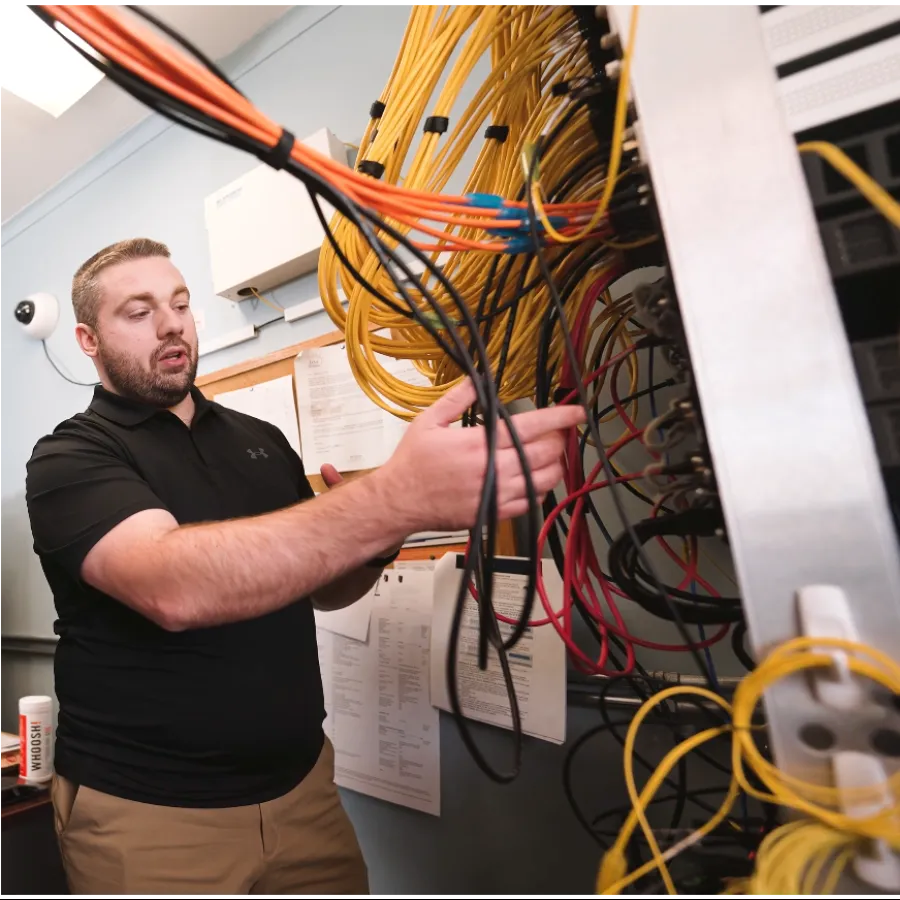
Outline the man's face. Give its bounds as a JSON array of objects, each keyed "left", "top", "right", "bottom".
[{"left": 83, "top": 256, "right": 199, "bottom": 407}]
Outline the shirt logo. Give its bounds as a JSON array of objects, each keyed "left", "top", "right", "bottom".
[{"left": 246, "top": 447, "right": 269, "bottom": 460}]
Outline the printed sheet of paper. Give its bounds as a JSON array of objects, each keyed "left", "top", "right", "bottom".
[
  {"left": 430, "top": 553, "right": 567, "bottom": 744},
  {"left": 313, "top": 578, "right": 379, "bottom": 643},
  {"left": 393, "top": 559, "right": 439, "bottom": 572},
  {"left": 293, "top": 342, "right": 432, "bottom": 473},
  {"left": 317, "top": 570, "right": 440, "bottom": 815},
  {"left": 215, "top": 375, "right": 302, "bottom": 456}
]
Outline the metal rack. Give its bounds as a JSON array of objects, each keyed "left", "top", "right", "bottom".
[{"left": 607, "top": 4, "right": 900, "bottom": 888}]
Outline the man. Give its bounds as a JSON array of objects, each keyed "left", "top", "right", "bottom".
[{"left": 25, "top": 238, "right": 581, "bottom": 895}]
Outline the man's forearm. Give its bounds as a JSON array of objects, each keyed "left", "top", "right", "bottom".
[
  {"left": 313, "top": 564, "right": 383, "bottom": 612},
  {"left": 140, "top": 471, "right": 412, "bottom": 630}
]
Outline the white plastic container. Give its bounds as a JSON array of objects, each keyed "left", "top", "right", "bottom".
[{"left": 19, "top": 695, "right": 53, "bottom": 784}]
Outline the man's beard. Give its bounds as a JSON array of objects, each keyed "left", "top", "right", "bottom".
[{"left": 98, "top": 339, "right": 198, "bottom": 408}]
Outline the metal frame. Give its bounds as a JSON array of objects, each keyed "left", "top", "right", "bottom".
[{"left": 607, "top": 4, "right": 900, "bottom": 793}]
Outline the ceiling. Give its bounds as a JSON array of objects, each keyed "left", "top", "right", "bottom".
[{"left": 1, "top": 5, "right": 292, "bottom": 223}]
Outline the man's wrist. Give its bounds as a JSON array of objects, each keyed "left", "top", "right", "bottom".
[{"left": 364, "top": 467, "right": 419, "bottom": 544}]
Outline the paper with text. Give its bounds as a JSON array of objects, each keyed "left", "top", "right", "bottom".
[
  {"left": 313, "top": 578, "right": 380, "bottom": 642},
  {"left": 215, "top": 375, "right": 302, "bottom": 457},
  {"left": 394, "top": 559, "right": 439, "bottom": 572},
  {"left": 293, "top": 343, "right": 431, "bottom": 473},
  {"left": 316, "top": 570, "right": 440, "bottom": 815},
  {"left": 430, "top": 553, "right": 566, "bottom": 744}
]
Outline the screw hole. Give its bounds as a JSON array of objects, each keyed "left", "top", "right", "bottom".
[
  {"left": 870, "top": 728, "right": 900, "bottom": 759},
  {"left": 237, "top": 286, "right": 257, "bottom": 297},
  {"left": 799, "top": 723, "right": 836, "bottom": 752}
]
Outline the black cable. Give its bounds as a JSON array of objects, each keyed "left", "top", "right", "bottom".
[
  {"left": 731, "top": 620, "right": 756, "bottom": 672},
  {"left": 594, "top": 680, "right": 689, "bottom": 832},
  {"left": 607, "top": 510, "right": 742, "bottom": 625},
  {"left": 563, "top": 714, "right": 736, "bottom": 849},
  {"left": 590, "top": 785, "right": 734, "bottom": 833},
  {"left": 125, "top": 6, "right": 247, "bottom": 98},
  {"left": 42, "top": 342, "right": 98, "bottom": 387}
]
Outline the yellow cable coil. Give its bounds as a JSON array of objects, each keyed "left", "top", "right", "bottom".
[
  {"left": 315, "top": 8, "right": 900, "bottom": 423},
  {"left": 596, "top": 636, "right": 900, "bottom": 895},
  {"left": 317, "top": 6, "right": 628, "bottom": 420}
]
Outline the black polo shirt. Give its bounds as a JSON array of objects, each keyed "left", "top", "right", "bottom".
[{"left": 25, "top": 385, "right": 325, "bottom": 808}]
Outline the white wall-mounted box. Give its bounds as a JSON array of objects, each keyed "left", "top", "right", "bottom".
[{"left": 204, "top": 127, "right": 346, "bottom": 302}]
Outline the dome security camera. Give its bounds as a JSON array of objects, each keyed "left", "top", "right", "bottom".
[{"left": 14, "top": 292, "right": 59, "bottom": 340}]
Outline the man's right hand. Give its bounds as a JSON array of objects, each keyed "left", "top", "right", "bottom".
[{"left": 376, "top": 378, "right": 585, "bottom": 533}]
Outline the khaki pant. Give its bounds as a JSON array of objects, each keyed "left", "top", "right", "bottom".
[{"left": 51, "top": 739, "right": 368, "bottom": 895}]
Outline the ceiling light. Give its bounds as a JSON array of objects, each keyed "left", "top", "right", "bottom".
[{"left": 0, "top": 6, "right": 104, "bottom": 117}]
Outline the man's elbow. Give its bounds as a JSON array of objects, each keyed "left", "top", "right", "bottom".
[
  {"left": 153, "top": 604, "right": 192, "bottom": 633},
  {"left": 128, "top": 586, "right": 194, "bottom": 633}
]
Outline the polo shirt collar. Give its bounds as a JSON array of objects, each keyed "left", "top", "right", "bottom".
[{"left": 89, "top": 385, "right": 213, "bottom": 427}]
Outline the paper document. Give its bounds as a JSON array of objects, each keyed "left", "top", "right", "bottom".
[
  {"left": 403, "top": 530, "right": 470, "bottom": 549},
  {"left": 394, "top": 559, "right": 439, "bottom": 572},
  {"left": 216, "top": 375, "right": 302, "bottom": 457},
  {"left": 313, "top": 578, "right": 380, "bottom": 642},
  {"left": 430, "top": 553, "right": 567, "bottom": 744},
  {"left": 293, "top": 342, "right": 432, "bottom": 473},
  {"left": 317, "top": 570, "right": 440, "bottom": 815}
]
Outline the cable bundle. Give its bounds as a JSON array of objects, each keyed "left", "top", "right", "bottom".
[
  {"left": 595, "top": 637, "right": 900, "bottom": 895},
  {"left": 317, "top": 6, "right": 649, "bottom": 419}
]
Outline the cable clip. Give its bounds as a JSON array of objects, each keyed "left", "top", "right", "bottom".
[
  {"left": 796, "top": 585, "right": 864, "bottom": 711},
  {"left": 832, "top": 752, "right": 900, "bottom": 890}
]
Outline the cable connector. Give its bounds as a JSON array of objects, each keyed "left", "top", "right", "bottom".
[{"left": 465, "top": 193, "right": 566, "bottom": 244}]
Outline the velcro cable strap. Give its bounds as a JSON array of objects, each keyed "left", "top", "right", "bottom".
[
  {"left": 358, "top": 160, "right": 385, "bottom": 179},
  {"left": 264, "top": 128, "right": 295, "bottom": 170},
  {"left": 424, "top": 116, "right": 449, "bottom": 134},
  {"left": 370, "top": 100, "right": 386, "bottom": 119},
  {"left": 484, "top": 124, "right": 510, "bottom": 143}
]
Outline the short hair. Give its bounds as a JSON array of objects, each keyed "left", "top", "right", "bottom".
[{"left": 72, "top": 238, "right": 171, "bottom": 329}]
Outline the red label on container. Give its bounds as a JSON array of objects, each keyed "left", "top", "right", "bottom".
[{"left": 19, "top": 714, "right": 26, "bottom": 775}]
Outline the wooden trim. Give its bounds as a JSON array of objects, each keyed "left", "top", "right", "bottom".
[
  {"left": 1, "top": 790, "right": 52, "bottom": 819},
  {"left": 195, "top": 327, "right": 348, "bottom": 388}
]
